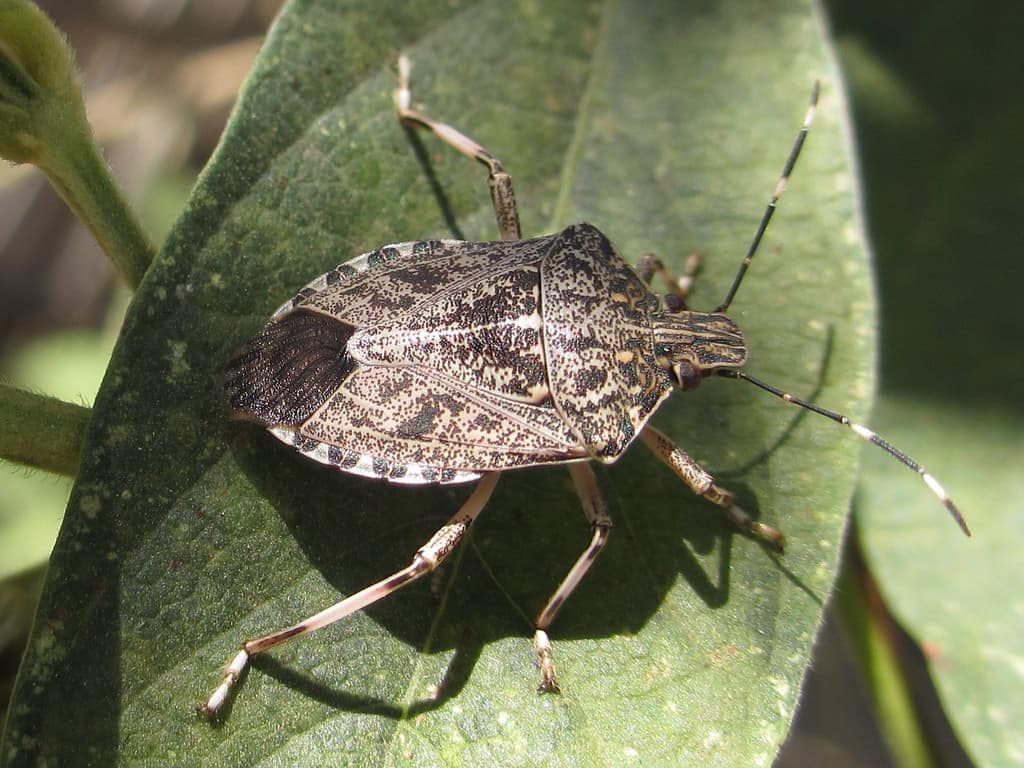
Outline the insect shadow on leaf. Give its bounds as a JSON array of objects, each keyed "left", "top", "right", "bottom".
[
  {"left": 400, "top": 123, "right": 467, "bottom": 241},
  {"left": 721, "top": 327, "right": 836, "bottom": 480},
  {"left": 228, "top": 432, "right": 487, "bottom": 715}
]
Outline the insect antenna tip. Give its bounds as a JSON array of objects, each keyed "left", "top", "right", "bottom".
[{"left": 923, "top": 472, "right": 971, "bottom": 537}]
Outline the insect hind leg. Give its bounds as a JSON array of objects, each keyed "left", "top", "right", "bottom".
[
  {"left": 395, "top": 55, "right": 521, "bottom": 241},
  {"left": 198, "top": 472, "right": 501, "bottom": 719},
  {"left": 532, "top": 462, "right": 613, "bottom": 693},
  {"left": 639, "top": 425, "right": 786, "bottom": 549}
]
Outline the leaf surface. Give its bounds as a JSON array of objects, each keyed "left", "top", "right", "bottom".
[
  {"left": 858, "top": 399, "right": 1024, "bottom": 767},
  {"left": 832, "top": 18, "right": 1024, "bottom": 764}
]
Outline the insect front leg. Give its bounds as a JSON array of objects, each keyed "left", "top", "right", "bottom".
[
  {"left": 395, "top": 55, "right": 521, "bottom": 241},
  {"left": 639, "top": 425, "right": 786, "bottom": 549},
  {"left": 637, "top": 251, "right": 702, "bottom": 312},
  {"left": 532, "top": 462, "right": 613, "bottom": 693},
  {"left": 198, "top": 472, "right": 501, "bottom": 719}
]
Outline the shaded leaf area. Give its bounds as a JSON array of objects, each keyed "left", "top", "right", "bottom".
[
  {"left": 857, "top": 400, "right": 1024, "bottom": 766},
  {"left": 828, "top": 0, "right": 1024, "bottom": 410},
  {"left": 0, "top": 565, "right": 46, "bottom": 729},
  {"left": 3, "top": 1, "right": 866, "bottom": 765},
  {"left": 829, "top": 2, "right": 1024, "bottom": 763}
]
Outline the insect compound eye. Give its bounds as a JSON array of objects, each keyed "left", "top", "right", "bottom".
[
  {"left": 663, "top": 293, "right": 686, "bottom": 314},
  {"left": 673, "top": 360, "right": 702, "bottom": 391}
]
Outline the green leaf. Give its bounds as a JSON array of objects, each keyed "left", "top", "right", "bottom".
[
  {"left": 830, "top": 9, "right": 1024, "bottom": 762},
  {"left": 857, "top": 400, "right": 1023, "bottom": 767},
  {"left": 2, "top": 1, "right": 866, "bottom": 765},
  {"left": 832, "top": 8, "right": 1024, "bottom": 762},
  {"left": 0, "top": 565, "right": 46, "bottom": 728}
]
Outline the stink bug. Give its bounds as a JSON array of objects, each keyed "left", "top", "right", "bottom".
[{"left": 199, "top": 57, "right": 969, "bottom": 718}]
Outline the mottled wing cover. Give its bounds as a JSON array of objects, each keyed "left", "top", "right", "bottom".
[
  {"left": 244, "top": 236, "right": 588, "bottom": 484},
  {"left": 298, "top": 364, "right": 584, "bottom": 480},
  {"left": 288, "top": 238, "right": 544, "bottom": 327}
]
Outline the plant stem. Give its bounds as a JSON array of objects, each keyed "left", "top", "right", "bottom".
[
  {"left": 0, "top": 0, "right": 155, "bottom": 288},
  {"left": 836, "top": 530, "right": 936, "bottom": 768},
  {"left": 37, "top": 119, "right": 154, "bottom": 289},
  {"left": 0, "top": 383, "right": 91, "bottom": 477}
]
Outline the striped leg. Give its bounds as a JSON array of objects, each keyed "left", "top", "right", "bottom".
[
  {"left": 533, "top": 462, "right": 613, "bottom": 693},
  {"left": 638, "top": 252, "right": 702, "bottom": 312},
  {"left": 640, "top": 425, "right": 786, "bottom": 549},
  {"left": 198, "top": 472, "right": 501, "bottom": 719},
  {"left": 395, "top": 55, "right": 521, "bottom": 241}
]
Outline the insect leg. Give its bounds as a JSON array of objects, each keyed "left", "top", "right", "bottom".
[
  {"left": 639, "top": 425, "right": 786, "bottom": 549},
  {"left": 395, "top": 55, "right": 521, "bottom": 241},
  {"left": 637, "top": 252, "right": 702, "bottom": 312},
  {"left": 198, "top": 471, "right": 501, "bottom": 719},
  {"left": 532, "top": 462, "right": 613, "bottom": 693}
]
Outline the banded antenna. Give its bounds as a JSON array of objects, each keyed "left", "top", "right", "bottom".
[
  {"left": 714, "top": 80, "right": 820, "bottom": 314},
  {"left": 711, "top": 81, "right": 968, "bottom": 536},
  {"left": 718, "top": 371, "right": 969, "bottom": 536}
]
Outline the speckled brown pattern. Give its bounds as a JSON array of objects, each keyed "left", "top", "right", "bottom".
[{"left": 224, "top": 223, "right": 749, "bottom": 485}]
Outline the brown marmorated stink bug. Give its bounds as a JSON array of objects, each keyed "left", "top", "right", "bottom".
[{"left": 199, "top": 57, "right": 970, "bottom": 718}]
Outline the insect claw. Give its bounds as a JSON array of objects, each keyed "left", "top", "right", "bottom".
[
  {"left": 197, "top": 648, "right": 250, "bottom": 721},
  {"left": 394, "top": 53, "right": 411, "bottom": 113},
  {"left": 534, "top": 629, "right": 561, "bottom": 693},
  {"left": 752, "top": 521, "right": 787, "bottom": 552},
  {"left": 722, "top": 499, "right": 786, "bottom": 551},
  {"left": 538, "top": 678, "right": 562, "bottom": 695}
]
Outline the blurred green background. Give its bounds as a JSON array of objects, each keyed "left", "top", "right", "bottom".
[{"left": 1, "top": 0, "right": 1019, "bottom": 765}]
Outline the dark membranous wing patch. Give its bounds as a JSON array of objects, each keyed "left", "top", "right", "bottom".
[{"left": 224, "top": 309, "right": 357, "bottom": 426}]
